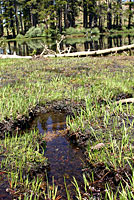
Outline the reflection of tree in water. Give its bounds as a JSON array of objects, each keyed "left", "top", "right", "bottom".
[
  {"left": 46, "top": 113, "right": 66, "bottom": 132},
  {"left": 94, "top": 40, "right": 99, "bottom": 50},
  {"left": 108, "top": 36, "right": 112, "bottom": 48},
  {"left": 16, "top": 38, "right": 54, "bottom": 55},
  {"left": 26, "top": 39, "right": 45, "bottom": 49},
  {"left": 128, "top": 35, "right": 131, "bottom": 45},
  {"left": 84, "top": 41, "right": 89, "bottom": 51},
  {"left": 0, "top": 40, "right": 17, "bottom": 55},
  {"left": 36, "top": 113, "right": 66, "bottom": 134},
  {"left": 0, "top": 40, "right": 8, "bottom": 54},
  {"left": 119, "top": 35, "right": 122, "bottom": 46},
  {"left": 89, "top": 40, "right": 94, "bottom": 50},
  {"left": 85, "top": 35, "right": 129, "bottom": 51},
  {"left": 2, "top": 34, "right": 134, "bottom": 56}
]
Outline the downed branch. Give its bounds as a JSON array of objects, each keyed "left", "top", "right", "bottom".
[
  {"left": 0, "top": 54, "right": 32, "bottom": 59},
  {"left": 56, "top": 35, "right": 72, "bottom": 54},
  {"left": 40, "top": 35, "right": 72, "bottom": 56},
  {"left": 40, "top": 44, "right": 56, "bottom": 56}
]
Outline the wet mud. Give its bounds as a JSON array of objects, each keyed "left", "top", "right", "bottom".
[
  {"left": 0, "top": 99, "right": 85, "bottom": 138},
  {"left": 0, "top": 173, "right": 12, "bottom": 200},
  {"left": 0, "top": 147, "right": 12, "bottom": 200}
]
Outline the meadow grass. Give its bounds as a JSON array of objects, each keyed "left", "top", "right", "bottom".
[
  {"left": 0, "top": 56, "right": 134, "bottom": 199},
  {"left": 0, "top": 130, "right": 50, "bottom": 199}
]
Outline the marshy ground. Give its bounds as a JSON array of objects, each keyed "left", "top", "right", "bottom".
[{"left": 0, "top": 56, "right": 134, "bottom": 199}]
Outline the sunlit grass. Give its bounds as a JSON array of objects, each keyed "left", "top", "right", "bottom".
[{"left": 0, "top": 56, "right": 134, "bottom": 199}]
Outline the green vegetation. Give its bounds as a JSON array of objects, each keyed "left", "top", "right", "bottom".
[
  {"left": 0, "top": 130, "right": 49, "bottom": 199},
  {"left": 0, "top": 0, "right": 134, "bottom": 38},
  {"left": 0, "top": 56, "right": 134, "bottom": 199}
]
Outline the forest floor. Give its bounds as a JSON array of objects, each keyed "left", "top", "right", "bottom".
[{"left": 0, "top": 56, "right": 134, "bottom": 199}]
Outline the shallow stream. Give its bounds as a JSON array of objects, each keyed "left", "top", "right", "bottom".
[{"left": 31, "top": 112, "right": 85, "bottom": 199}]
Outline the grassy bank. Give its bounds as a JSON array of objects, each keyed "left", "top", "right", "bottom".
[
  {"left": 0, "top": 57, "right": 134, "bottom": 120},
  {"left": 0, "top": 56, "right": 134, "bottom": 199}
]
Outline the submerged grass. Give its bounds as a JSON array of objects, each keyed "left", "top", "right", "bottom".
[{"left": 0, "top": 56, "right": 134, "bottom": 199}]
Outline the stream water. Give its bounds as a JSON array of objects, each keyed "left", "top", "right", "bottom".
[
  {"left": 0, "top": 112, "right": 85, "bottom": 199},
  {"left": 1, "top": 34, "right": 134, "bottom": 56},
  {"left": 31, "top": 112, "right": 85, "bottom": 199}
]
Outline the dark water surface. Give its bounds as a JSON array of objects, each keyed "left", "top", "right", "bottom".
[
  {"left": 1, "top": 34, "right": 134, "bottom": 56},
  {"left": 31, "top": 112, "right": 85, "bottom": 199},
  {"left": 0, "top": 175, "right": 12, "bottom": 200},
  {"left": 0, "top": 153, "right": 12, "bottom": 200}
]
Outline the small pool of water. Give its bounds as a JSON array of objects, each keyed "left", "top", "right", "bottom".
[{"left": 32, "top": 112, "right": 85, "bottom": 199}]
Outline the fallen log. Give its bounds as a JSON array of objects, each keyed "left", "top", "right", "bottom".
[
  {"left": 1, "top": 43, "right": 134, "bottom": 58},
  {"left": 43, "top": 44, "right": 134, "bottom": 58},
  {"left": 0, "top": 54, "right": 32, "bottom": 59}
]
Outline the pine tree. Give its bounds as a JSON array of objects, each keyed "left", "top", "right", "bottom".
[
  {"left": 83, "top": 0, "right": 88, "bottom": 28},
  {"left": 0, "top": 0, "right": 4, "bottom": 36}
]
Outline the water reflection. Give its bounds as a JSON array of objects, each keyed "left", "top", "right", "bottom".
[
  {"left": 31, "top": 112, "right": 85, "bottom": 199},
  {"left": 1, "top": 34, "right": 134, "bottom": 56}
]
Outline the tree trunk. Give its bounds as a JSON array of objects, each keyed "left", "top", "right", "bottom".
[
  {"left": 71, "top": 12, "right": 75, "bottom": 27},
  {"left": 115, "top": 0, "right": 122, "bottom": 29},
  {"left": 24, "top": 21, "right": 27, "bottom": 34},
  {"left": 83, "top": 0, "right": 88, "bottom": 28},
  {"left": 50, "top": 0, "right": 55, "bottom": 29},
  {"left": 119, "top": 0, "right": 122, "bottom": 29},
  {"left": 99, "top": 15, "right": 103, "bottom": 31},
  {"left": 14, "top": 0, "right": 20, "bottom": 35},
  {"left": 57, "top": 7, "right": 62, "bottom": 33},
  {"left": 33, "top": 14, "right": 38, "bottom": 27},
  {"left": 70, "top": 0, "right": 76, "bottom": 27},
  {"left": 98, "top": 1, "right": 103, "bottom": 32},
  {"left": 89, "top": 14, "right": 93, "bottom": 28},
  {"left": 107, "top": 2, "right": 112, "bottom": 29},
  {"left": 64, "top": 3, "right": 69, "bottom": 28},
  {"left": 128, "top": 0, "right": 132, "bottom": 29},
  {"left": 94, "top": 14, "right": 97, "bottom": 27},
  {"left": 30, "top": 8, "right": 33, "bottom": 26},
  {"left": 6, "top": 25, "right": 9, "bottom": 37},
  {"left": 19, "top": 11, "right": 24, "bottom": 34},
  {"left": 116, "top": 15, "right": 118, "bottom": 28},
  {"left": 0, "top": 2, "right": 3, "bottom": 36},
  {"left": 9, "top": 1, "right": 16, "bottom": 37},
  {"left": 0, "top": 19, "right": 3, "bottom": 36}
]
